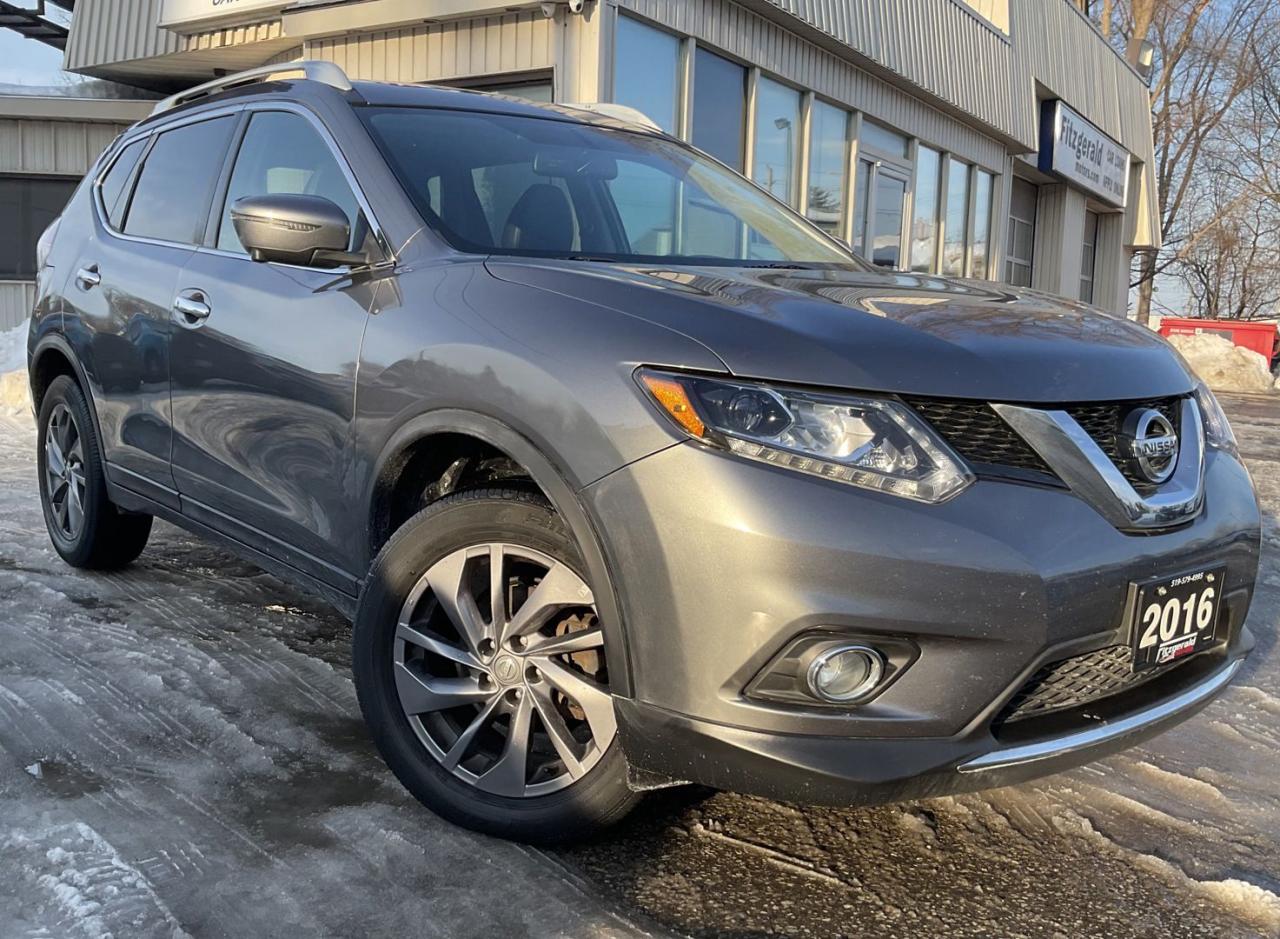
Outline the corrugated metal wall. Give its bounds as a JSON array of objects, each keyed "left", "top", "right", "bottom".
[
  {"left": 64, "top": 0, "right": 181, "bottom": 71},
  {"left": 753, "top": 0, "right": 1024, "bottom": 143},
  {"left": 1010, "top": 0, "right": 1159, "bottom": 248},
  {"left": 0, "top": 118, "right": 129, "bottom": 175},
  {"left": 619, "top": 0, "right": 1008, "bottom": 171},
  {"left": 0, "top": 283, "right": 35, "bottom": 330},
  {"left": 304, "top": 11, "right": 555, "bottom": 84}
]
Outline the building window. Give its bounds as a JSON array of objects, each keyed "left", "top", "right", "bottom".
[
  {"left": 692, "top": 49, "right": 746, "bottom": 171},
  {"left": 752, "top": 76, "right": 801, "bottom": 207},
  {"left": 438, "top": 76, "right": 554, "bottom": 103},
  {"left": 1006, "top": 176, "right": 1037, "bottom": 287},
  {"left": 0, "top": 176, "right": 78, "bottom": 279},
  {"left": 613, "top": 16, "right": 681, "bottom": 134},
  {"left": 860, "top": 120, "right": 910, "bottom": 160},
  {"left": 805, "top": 99, "right": 849, "bottom": 235},
  {"left": 911, "top": 146, "right": 942, "bottom": 273},
  {"left": 942, "top": 157, "right": 971, "bottom": 277},
  {"left": 1080, "top": 209, "right": 1100, "bottom": 303},
  {"left": 971, "top": 170, "right": 995, "bottom": 280}
]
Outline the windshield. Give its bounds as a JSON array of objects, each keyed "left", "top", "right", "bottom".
[{"left": 359, "top": 106, "right": 860, "bottom": 267}]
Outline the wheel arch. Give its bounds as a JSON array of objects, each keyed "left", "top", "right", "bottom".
[
  {"left": 29, "top": 333, "right": 102, "bottom": 439},
  {"left": 365, "top": 409, "right": 634, "bottom": 698}
]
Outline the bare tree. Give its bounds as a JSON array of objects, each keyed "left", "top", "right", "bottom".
[{"left": 1087, "top": 0, "right": 1270, "bottom": 324}]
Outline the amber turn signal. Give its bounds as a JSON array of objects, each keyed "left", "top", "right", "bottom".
[{"left": 639, "top": 373, "right": 706, "bottom": 438}]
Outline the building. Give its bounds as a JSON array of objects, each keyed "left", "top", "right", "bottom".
[
  {"left": 55, "top": 0, "right": 1158, "bottom": 317},
  {"left": 0, "top": 85, "right": 153, "bottom": 328}
]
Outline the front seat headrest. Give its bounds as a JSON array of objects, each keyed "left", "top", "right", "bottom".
[{"left": 502, "top": 183, "right": 575, "bottom": 252}]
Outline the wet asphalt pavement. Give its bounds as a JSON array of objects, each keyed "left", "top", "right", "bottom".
[{"left": 0, "top": 394, "right": 1276, "bottom": 938}]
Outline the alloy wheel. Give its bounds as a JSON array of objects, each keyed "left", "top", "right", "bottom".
[
  {"left": 393, "top": 543, "right": 616, "bottom": 798},
  {"left": 44, "top": 403, "right": 87, "bottom": 540}
]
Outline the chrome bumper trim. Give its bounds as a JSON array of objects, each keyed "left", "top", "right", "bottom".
[{"left": 958, "top": 657, "right": 1242, "bottom": 774}]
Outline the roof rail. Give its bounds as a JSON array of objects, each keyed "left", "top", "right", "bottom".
[{"left": 150, "top": 61, "right": 353, "bottom": 117}]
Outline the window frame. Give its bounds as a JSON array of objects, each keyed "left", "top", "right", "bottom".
[
  {"left": 1079, "top": 208, "right": 1100, "bottom": 304},
  {"left": 115, "top": 112, "right": 242, "bottom": 248},
  {"left": 1005, "top": 175, "right": 1038, "bottom": 288},
  {"left": 94, "top": 101, "right": 394, "bottom": 272}
]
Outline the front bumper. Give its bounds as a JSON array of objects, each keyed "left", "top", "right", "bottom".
[
  {"left": 614, "top": 653, "right": 1246, "bottom": 804},
  {"left": 583, "top": 438, "right": 1261, "bottom": 800}
]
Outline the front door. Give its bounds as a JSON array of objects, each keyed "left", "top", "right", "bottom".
[
  {"left": 852, "top": 159, "right": 908, "bottom": 270},
  {"left": 168, "top": 108, "right": 380, "bottom": 591}
]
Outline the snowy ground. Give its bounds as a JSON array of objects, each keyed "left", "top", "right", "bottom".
[{"left": 0, "top": 392, "right": 1277, "bottom": 938}]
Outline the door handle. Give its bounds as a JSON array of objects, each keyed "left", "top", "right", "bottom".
[
  {"left": 75, "top": 265, "right": 100, "bottom": 290},
  {"left": 172, "top": 290, "right": 211, "bottom": 327}
]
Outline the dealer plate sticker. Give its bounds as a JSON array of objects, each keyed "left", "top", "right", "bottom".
[{"left": 1131, "top": 568, "right": 1225, "bottom": 672}]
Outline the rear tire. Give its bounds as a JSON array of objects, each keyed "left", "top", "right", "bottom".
[
  {"left": 37, "top": 375, "right": 152, "bottom": 570},
  {"left": 353, "top": 487, "right": 640, "bottom": 843}
]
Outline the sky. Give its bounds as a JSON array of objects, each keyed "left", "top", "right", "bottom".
[{"left": 0, "top": 29, "right": 72, "bottom": 87}]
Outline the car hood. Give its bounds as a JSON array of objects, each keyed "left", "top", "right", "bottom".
[{"left": 485, "top": 260, "right": 1195, "bottom": 402}]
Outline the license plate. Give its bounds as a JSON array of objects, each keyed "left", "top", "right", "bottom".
[{"left": 1130, "top": 568, "right": 1225, "bottom": 672}]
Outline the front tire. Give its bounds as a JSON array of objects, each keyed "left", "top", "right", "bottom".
[
  {"left": 353, "top": 488, "right": 640, "bottom": 843},
  {"left": 37, "top": 375, "right": 152, "bottom": 569}
]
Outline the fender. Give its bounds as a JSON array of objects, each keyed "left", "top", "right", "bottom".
[{"left": 366, "top": 408, "right": 635, "bottom": 699}]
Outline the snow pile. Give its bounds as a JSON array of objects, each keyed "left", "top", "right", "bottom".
[
  {"left": 0, "top": 318, "right": 30, "bottom": 415},
  {"left": 1167, "top": 332, "right": 1275, "bottom": 394}
]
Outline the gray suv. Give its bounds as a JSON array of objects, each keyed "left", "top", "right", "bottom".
[{"left": 28, "top": 63, "right": 1261, "bottom": 843}]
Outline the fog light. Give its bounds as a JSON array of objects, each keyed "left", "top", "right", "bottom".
[{"left": 806, "top": 645, "right": 884, "bottom": 703}]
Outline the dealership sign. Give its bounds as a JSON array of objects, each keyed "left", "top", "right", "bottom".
[
  {"left": 1038, "top": 100, "right": 1130, "bottom": 208},
  {"left": 160, "top": 0, "right": 292, "bottom": 28}
]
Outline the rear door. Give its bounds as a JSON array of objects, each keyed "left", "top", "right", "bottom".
[
  {"left": 168, "top": 106, "right": 382, "bottom": 591},
  {"left": 61, "top": 114, "right": 238, "bottom": 507}
]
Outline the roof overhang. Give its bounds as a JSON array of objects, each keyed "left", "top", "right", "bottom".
[{"left": 0, "top": 95, "right": 155, "bottom": 122}]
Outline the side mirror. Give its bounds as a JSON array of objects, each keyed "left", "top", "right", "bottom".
[{"left": 230, "top": 193, "right": 367, "bottom": 268}]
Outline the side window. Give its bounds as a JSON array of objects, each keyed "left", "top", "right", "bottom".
[
  {"left": 124, "top": 116, "right": 235, "bottom": 244},
  {"left": 217, "top": 111, "right": 361, "bottom": 254},
  {"left": 98, "top": 138, "right": 146, "bottom": 230}
]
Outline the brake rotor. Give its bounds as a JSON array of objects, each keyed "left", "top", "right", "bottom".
[{"left": 552, "top": 611, "right": 600, "bottom": 721}]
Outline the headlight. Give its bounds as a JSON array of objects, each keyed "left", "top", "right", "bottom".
[
  {"left": 1194, "top": 381, "right": 1239, "bottom": 457},
  {"left": 637, "top": 369, "right": 974, "bottom": 503}
]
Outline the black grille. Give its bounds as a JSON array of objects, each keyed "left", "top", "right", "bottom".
[
  {"left": 903, "top": 398, "right": 1052, "bottom": 475},
  {"left": 1064, "top": 397, "right": 1183, "bottom": 495},
  {"left": 905, "top": 395, "right": 1187, "bottom": 488},
  {"left": 997, "top": 644, "right": 1175, "bottom": 724}
]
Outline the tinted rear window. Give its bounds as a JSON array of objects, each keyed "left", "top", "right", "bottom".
[{"left": 124, "top": 116, "right": 235, "bottom": 244}]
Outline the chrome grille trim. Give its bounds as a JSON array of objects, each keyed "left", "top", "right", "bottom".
[{"left": 992, "top": 398, "right": 1205, "bottom": 531}]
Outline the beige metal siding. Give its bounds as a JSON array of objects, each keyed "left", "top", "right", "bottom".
[
  {"left": 0, "top": 283, "right": 35, "bottom": 330},
  {"left": 0, "top": 119, "right": 130, "bottom": 176},
  {"left": 753, "top": 0, "right": 1022, "bottom": 141},
  {"left": 184, "top": 19, "right": 285, "bottom": 53},
  {"left": 1010, "top": 0, "right": 1159, "bottom": 249},
  {"left": 617, "top": 0, "right": 1007, "bottom": 171},
  {"left": 1009, "top": 0, "right": 1151, "bottom": 162},
  {"left": 64, "top": 0, "right": 181, "bottom": 72},
  {"left": 304, "top": 11, "right": 555, "bottom": 84}
]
